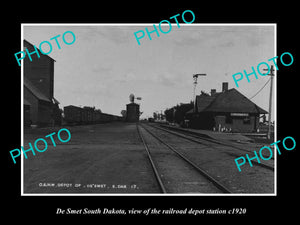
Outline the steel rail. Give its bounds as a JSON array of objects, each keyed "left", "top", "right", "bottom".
[
  {"left": 158, "top": 123, "right": 274, "bottom": 158},
  {"left": 140, "top": 124, "right": 232, "bottom": 194},
  {"left": 136, "top": 124, "right": 167, "bottom": 193},
  {"left": 149, "top": 123, "right": 274, "bottom": 171}
]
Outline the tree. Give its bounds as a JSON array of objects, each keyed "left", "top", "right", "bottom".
[
  {"left": 121, "top": 110, "right": 127, "bottom": 118},
  {"left": 164, "top": 108, "right": 174, "bottom": 122},
  {"left": 164, "top": 102, "right": 193, "bottom": 124},
  {"left": 153, "top": 112, "right": 158, "bottom": 120}
]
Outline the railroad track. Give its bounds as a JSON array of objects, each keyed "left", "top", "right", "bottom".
[
  {"left": 147, "top": 123, "right": 274, "bottom": 171},
  {"left": 136, "top": 124, "right": 232, "bottom": 194},
  {"left": 157, "top": 123, "right": 274, "bottom": 159}
]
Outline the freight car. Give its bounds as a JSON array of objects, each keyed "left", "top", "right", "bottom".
[
  {"left": 63, "top": 105, "right": 122, "bottom": 125},
  {"left": 63, "top": 105, "right": 82, "bottom": 125}
]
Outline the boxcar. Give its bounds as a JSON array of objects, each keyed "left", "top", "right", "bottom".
[
  {"left": 64, "top": 105, "right": 123, "bottom": 125},
  {"left": 64, "top": 105, "right": 82, "bottom": 125}
]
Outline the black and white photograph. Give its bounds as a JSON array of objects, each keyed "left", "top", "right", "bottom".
[
  {"left": 21, "top": 24, "right": 276, "bottom": 195},
  {"left": 4, "top": 4, "right": 299, "bottom": 220}
]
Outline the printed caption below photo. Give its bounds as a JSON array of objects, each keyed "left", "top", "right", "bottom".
[{"left": 56, "top": 207, "right": 247, "bottom": 215}]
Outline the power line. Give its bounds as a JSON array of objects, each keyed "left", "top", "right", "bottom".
[{"left": 249, "top": 78, "right": 271, "bottom": 100}]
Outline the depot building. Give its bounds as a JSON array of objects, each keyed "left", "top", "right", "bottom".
[{"left": 186, "top": 82, "right": 268, "bottom": 133}]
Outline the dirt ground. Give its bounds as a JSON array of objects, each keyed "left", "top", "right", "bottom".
[
  {"left": 23, "top": 122, "right": 274, "bottom": 195},
  {"left": 23, "top": 122, "right": 159, "bottom": 194}
]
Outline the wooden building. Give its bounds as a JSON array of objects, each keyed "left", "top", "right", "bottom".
[
  {"left": 187, "top": 82, "right": 268, "bottom": 132},
  {"left": 23, "top": 40, "right": 61, "bottom": 127},
  {"left": 126, "top": 103, "right": 140, "bottom": 122}
]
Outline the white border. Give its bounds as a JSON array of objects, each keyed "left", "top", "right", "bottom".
[{"left": 21, "top": 23, "right": 277, "bottom": 196}]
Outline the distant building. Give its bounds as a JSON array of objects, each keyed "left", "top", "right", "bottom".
[
  {"left": 23, "top": 40, "right": 61, "bottom": 127},
  {"left": 186, "top": 82, "right": 268, "bottom": 132},
  {"left": 126, "top": 103, "right": 140, "bottom": 122}
]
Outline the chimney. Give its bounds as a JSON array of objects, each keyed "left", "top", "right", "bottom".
[
  {"left": 211, "top": 89, "right": 216, "bottom": 96},
  {"left": 222, "top": 82, "right": 228, "bottom": 92}
]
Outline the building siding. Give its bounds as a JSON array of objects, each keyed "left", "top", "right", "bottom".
[
  {"left": 23, "top": 40, "right": 59, "bottom": 127},
  {"left": 24, "top": 40, "right": 54, "bottom": 100},
  {"left": 214, "top": 113, "right": 257, "bottom": 132},
  {"left": 126, "top": 103, "right": 140, "bottom": 122},
  {"left": 24, "top": 87, "right": 39, "bottom": 124}
]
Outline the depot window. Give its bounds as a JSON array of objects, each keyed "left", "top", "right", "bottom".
[
  {"left": 225, "top": 115, "right": 233, "bottom": 124},
  {"left": 243, "top": 117, "right": 251, "bottom": 124}
]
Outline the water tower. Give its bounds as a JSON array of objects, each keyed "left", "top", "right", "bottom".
[{"left": 126, "top": 94, "right": 141, "bottom": 122}]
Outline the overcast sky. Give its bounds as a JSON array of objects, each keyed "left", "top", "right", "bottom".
[{"left": 23, "top": 24, "right": 275, "bottom": 120}]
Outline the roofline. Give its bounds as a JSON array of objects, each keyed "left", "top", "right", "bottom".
[
  {"left": 24, "top": 77, "right": 52, "bottom": 103},
  {"left": 196, "top": 88, "right": 268, "bottom": 114},
  {"left": 24, "top": 85, "right": 52, "bottom": 103},
  {"left": 127, "top": 103, "right": 140, "bottom": 105},
  {"left": 24, "top": 39, "right": 56, "bottom": 62}
]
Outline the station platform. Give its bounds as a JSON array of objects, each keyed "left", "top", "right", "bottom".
[{"left": 159, "top": 124, "right": 254, "bottom": 144}]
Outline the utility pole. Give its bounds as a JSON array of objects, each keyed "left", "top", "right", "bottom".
[
  {"left": 193, "top": 73, "right": 206, "bottom": 112},
  {"left": 263, "top": 65, "right": 274, "bottom": 140}
]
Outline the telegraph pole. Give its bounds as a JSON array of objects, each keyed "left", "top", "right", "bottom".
[
  {"left": 193, "top": 73, "right": 206, "bottom": 112},
  {"left": 263, "top": 65, "right": 274, "bottom": 140}
]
